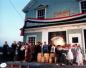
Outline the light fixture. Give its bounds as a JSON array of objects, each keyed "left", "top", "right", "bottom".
[{"left": 0, "top": 63, "right": 7, "bottom": 68}]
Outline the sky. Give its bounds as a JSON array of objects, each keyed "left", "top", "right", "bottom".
[{"left": 0, "top": 0, "right": 30, "bottom": 46}]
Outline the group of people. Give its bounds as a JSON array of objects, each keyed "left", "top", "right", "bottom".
[
  {"left": 2, "top": 41, "right": 84, "bottom": 66},
  {"left": 2, "top": 41, "right": 25, "bottom": 61},
  {"left": 24, "top": 42, "right": 84, "bottom": 66},
  {"left": 55, "top": 44, "right": 83, "bottom": 66}
]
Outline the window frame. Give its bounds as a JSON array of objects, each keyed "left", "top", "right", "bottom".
[
  {"left": 26, "top": 35, "right": 37, "bottom": 45},
  {"left": 36, "top": 8, "right": 46, "bottom": 19},
  {"left": 79, "top": 0, "right": 86, "bottom": 13}
]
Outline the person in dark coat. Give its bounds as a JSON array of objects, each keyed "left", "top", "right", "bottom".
[
  {"left": 17, "top": 41, "right": 23, "bottom": 61},
  {"left": 36, "top": 42, "right": 41, "bottom": 53},
  {"left": 20, "top": 42, "right": 25, "bottom": 61},
  {"left": 43, "top": 42, "right": 49, "bottom": 53},
  {"left": 48, "top": 42, "right": 52, "bottom": 53},
  {"left": 2, "top": 41, "right": 9, "bottom": 61},
  {"left": 55, "top": 45, "right": 67, "bottom": 65},
  {"left": 11, "top": 41, "right": 17, "bottom": 61},
  {"left": 34, "top": 42, "right": 41, "bottom": 61}
]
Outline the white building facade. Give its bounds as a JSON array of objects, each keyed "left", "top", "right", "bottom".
[{"left": 22, "top": 0, "right": 86, "bottom": 59}]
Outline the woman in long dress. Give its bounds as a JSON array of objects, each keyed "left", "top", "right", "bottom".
[
  {"left": 66, "top": 45, "right": 74, "bottom": 65},
  {"left": 25, "top": 43, "right": 32, "bottom": 62},
  {"left": 76, "top": 46, "right": 83, "bottom": 66}
]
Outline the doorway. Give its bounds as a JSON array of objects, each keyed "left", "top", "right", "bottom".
[{"left": 48, "top": 31, "right": 66, "bottom": 44}]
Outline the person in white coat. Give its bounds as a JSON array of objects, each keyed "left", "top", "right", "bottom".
[
  {"left": 66, "top": 45, "right": 74, "bottom": 65},
  {"left": 76, "top": 45, "right": 83, "bottom": 66}
]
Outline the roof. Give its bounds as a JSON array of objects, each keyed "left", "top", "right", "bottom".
[{"left": 23, "top": 0, "right": 36, "bottom": 13}]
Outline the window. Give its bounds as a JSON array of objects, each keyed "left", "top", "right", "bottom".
[
  {"left": 27, "top": 35, "right": 36, "bottom": 45},
  {"left": 81, "top": 1, "right": 86, "bottom": 13},
  {"left": 72, "top": 37, "right": 78, "bottom": 43},
  {"left": 37, "top": 9, "right": 45, "bottom": 18}
]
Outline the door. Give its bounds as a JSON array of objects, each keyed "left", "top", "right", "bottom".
[{"left": 69, "top": 33, "right": 82, "bottom": 46}]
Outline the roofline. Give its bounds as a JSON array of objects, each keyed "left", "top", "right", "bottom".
[
  {"left": 22, "top": 0, "right": 36, "bottom": 13},
  {"left": 25, "top": 12, "right": 86, "bottom": 23},
  {"left": 24, "top": 20, "right": 86, "bottom": 29}
]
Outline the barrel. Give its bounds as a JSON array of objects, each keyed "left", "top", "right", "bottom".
[
  {"left": 37, "top": 53, "right": 43, "bottom": 63},
  {"left": 49, "top": 53, "right": 55, "bottom": 63},
  {"left": 41, "top": 56, "right": 44, "bottom": 63},
  {"left": 44, "top": 53, "right": 49, "bottom": 63},
  {"left": 50, "top": 53, "right": 55, "bottom": 58}
]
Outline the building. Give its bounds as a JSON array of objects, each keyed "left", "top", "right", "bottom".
[{"left": 22, "top": 0, "right": 86, "bottom": 59}]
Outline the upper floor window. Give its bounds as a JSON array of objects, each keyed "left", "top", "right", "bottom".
[
  {"left": 81, "top": 1, "right": 86, "bottom": 13},
  {"left": 37, "top": 8, "right": 45, "bottom": 19},
  {"left": 36, "top": 5, "right": 48, "bottom": 19}
]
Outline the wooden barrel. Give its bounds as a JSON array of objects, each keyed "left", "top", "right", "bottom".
[
  {"left": 41, "top": 56, "right": 44, "bottom": 63},
  {"left": 49, "top": 58, "right": 52, "bottom": 63},
  {"left": 37, "top": 53, "right": 43, "bottom": 63},
  {"left": 50, "top": 53, "right": 55, "bottom": 58},
  {"left": 44, "top": 53, "right": 49, "bottom": 63},
  {"left": 37, "top": 53, "right": 42, "bottom": 63},
  {"left": 49, "top": 53, "right": 55, "bottom": 63}
]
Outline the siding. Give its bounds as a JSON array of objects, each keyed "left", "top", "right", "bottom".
[
  {"left": 25, "top": 0, "right": 80, "bottom": 18},
  {"left": 23, "top": 32, "right": 42, "bottom": 43}
]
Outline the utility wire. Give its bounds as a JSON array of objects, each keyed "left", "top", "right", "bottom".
[{"left": 9, "top": 0, "right": 23, "bottom": 21}]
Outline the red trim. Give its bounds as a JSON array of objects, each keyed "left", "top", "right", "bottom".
[
  {"left": 20, "top": 28, "right": 24, "bottom": 36},
  {"left": 25, "top": 12, "right": 86, "bottom": 21}
]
